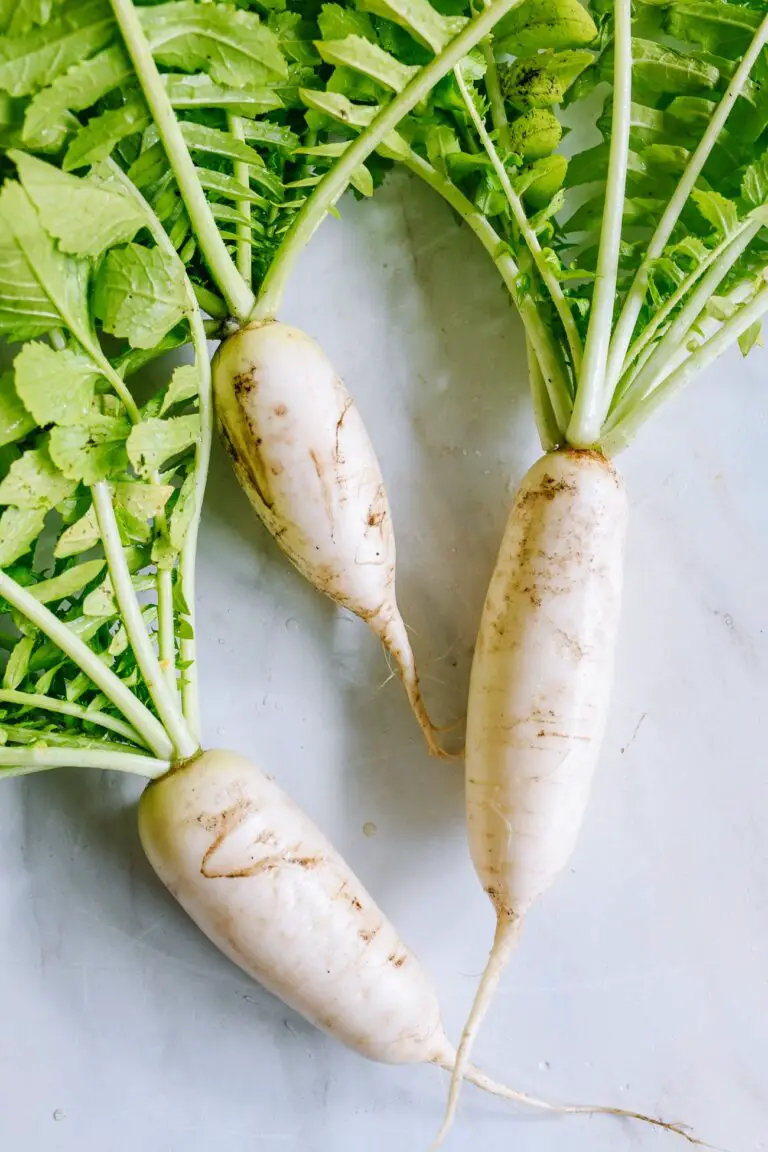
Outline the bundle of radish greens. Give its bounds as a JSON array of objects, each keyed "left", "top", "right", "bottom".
[{"left": 0, "top": 0, "right": 764, "bottom": 1145}]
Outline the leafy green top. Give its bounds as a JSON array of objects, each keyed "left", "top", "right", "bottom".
[
  {"left": 0, "top": 0, "right": 524, "bottom": 776},
  {"left": 294, "top": 0, "right": 768, "bottom": 451}
]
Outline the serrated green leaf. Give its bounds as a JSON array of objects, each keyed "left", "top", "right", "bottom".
[
  {"left": 0, "top": 372, "right": 36, "bottom": 448},
  {"left": 269, "top": 10, "right": 321, "bottom": 68},
  {"left": 195, "top": 167, "right": 270, "bottom": 208},
  {"left": 160, "top": 364, "right": 199, "bottom": 415},
  {"left": 0, "top": 181, "right": 91, "bottom": 344},
  {"left": 49, "top": 418, "right": 130, "bottom": 484},
  {"left": 54, "top": 506, "right": 99, "bottom": 558},
  {"left": 141, "top": 1, "right": 287, "bottom": 86},
  {"left": 93, "top": 243, "right": 188, "bottom": 349},
  {"left": 317, "top": 4, "right": 377, "bottom": 42},
  {"left": 22, "top": 44, "right": 132, "bottom": 152},
  {"left": 742, "top": 153, "right": 768, "bottom": 210},
  {"left": 0, "top": 445, "right": 75, "bottom": 510},
  {"left": 665, "top": 1, "right": 762, "bottom": 58},
  {"left": 316, "top": 37, "right": 418, "bottom": 93},
  {"left": 738, "top": 319, "right": 762, "bottom": 357},
  {"left": 28, "top": 559, "right": 105, "bottom": 605},
  {"left": 6, "top": 0, "right": 67, "bottom": 36},
  {"left": 127, "top": 415, "right": 200, "bottom": 478},
  {"left": 14, "top": 343, "right": 101, "bottom": 428},
  {"left": 0, "top": 507, "right": 45, "bottom": 566},
  {"left": 691, "top": 188, "right": 739, "bottom": 237},
  {"left": 63, "top": 92, "right": 151, "bottom": 172},
  {"left": 168, "top": 471, "right": 196, "bottom": 551},
  {"left": 3, "top": 634, "right": 35, "bottom": 690},
  {"left": 163, "top": 72, "right": 282, "bottom": 116},
  {"left": 0, "top": 0, "right": 114, "bottom": 98},
  {"left": 13, "top": 152, "right": 145, "bottom": 257},
  {"left": 356, "top": 0, "right": 464, "bottom": 53}
]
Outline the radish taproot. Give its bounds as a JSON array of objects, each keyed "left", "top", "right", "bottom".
[
  {"left": 213, "top": 321, "right": 445, "bottom": 756},
  {"left": 139, "top": 748, "right": 696, "bottom": 1142},
  {"left": 407, "top": 2, "right": 768, "bottom": 1141}
]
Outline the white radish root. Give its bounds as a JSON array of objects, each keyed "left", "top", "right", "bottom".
[
  {"left": 139, "top": 749, "right": 696, "bottom": 1143},
  {"left": 436, "top": 449, "right": 630, "bottom": 1142},
  {"left": 212, "top": 321, "right": 446, "bottom": 757}
]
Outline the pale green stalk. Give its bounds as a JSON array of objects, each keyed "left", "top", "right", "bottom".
[
  {"left": 228, "top": 113, "right": 253, "bottom": 288},
  {"left": 91, "top": 483, "right": 198, "bottom": 760},
  {"left": 480, "top": 2, "right": 509, "bottom": 153},
  {"left": 0, "top": 571, "right": 172, "bottom": 758},
  {"left": 0, "top": 689, "right": 146, "bottom": 746},
  {"left": 566, "top": 0, "right": 632, "bottom": 448},
  {"left": 0, "top": 746, "right": 169, "bottom": 778},
  {"left": 452, "top": 65, "right": 584, "bottom": 378},
  {"left": 402, "top": 149, "right": 572, "bottom": 430},
  {"left": 109, "top": 0, "right": 256, "bottom": 322},
  {"left": 602, "top": 284, "right": 768, "bottom": 454},
  {"left": 254, "top": 0, "right": 527, "bottom": 321},
  {"left": 526, "top": 335, "right": 559, "bottom": 451},
  {"left": 156, "top": 563, "right": 176, "bottom": 693},
  {"left": 178, "top": 305, "right": 211, "bottom": 739},
  {"left": 606, "top": 216, "right": 766, "bottom": 430},
  {"left": 606, "top": 13, "right": 768, "bottom": 392}
]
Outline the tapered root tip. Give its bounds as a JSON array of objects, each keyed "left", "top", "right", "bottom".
[
  {"left": 429, "top": 916, "right": 523, "bottom": 1148},
  {"left": 431, "top": 1060, "right": 706, "bottom": 1147},
  {"left": 371, "top": 606, "right": 455, "bottom": 759}
]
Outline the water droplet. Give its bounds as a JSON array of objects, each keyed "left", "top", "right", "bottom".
[
  {"left": 285, "top": 617, "right": 299, "bottom": 632},
  {"left": 619, "top": 1083, "right": 630, "bottom": 1093},
  {"left": 53, "top": 1110, "right": 66, "bottom": 1122},
  {"left": 539, "top": 1060, "right": 550, "bottom": 1072},
  {"left": 217, "top": 637, "right": 225, "bottom": 645},
  {"left": 363, "top": 822, "right": 377, "bottom": 838}
]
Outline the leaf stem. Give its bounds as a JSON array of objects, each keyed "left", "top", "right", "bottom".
[
  {"left": 0, "top": 746, "right": 170, "bottom": 778},
  {"left": 253, "top": 0, "right": 528, "bottom": 321},
  {"left": 108, "top": 0, "right": 255, "bottom": 322},
  {"left": 0, "top": 570, "right": 172, "bottom": 758},
  {"left": 605, "top": 13, "right": 768, "bottom": 392},
  {"left": 156, "top": 564, "right": 176, "bottom": 692},
  {"left": 526, "top": 335, "right": 559, "bottom": 451},
  {"left": 228, "top": 113, "right": 253, "bottom": 288},
  {"left": 0, "top": 689, "right": 147, "bottom": 746},
  {"left": 566, "top": 0, "right": 632, "bottom": 448},
  {"left": 452, "top": 64, "right": 583, "bottom": 378},
  {"left": 178, "top": 306, "right": 211, "bottom": 740},
  {"left": 480, "top": 17, "right": 509, "bottom": 150},
  {"left": 92, "top": 482, "right": 198, "bottom": 760},
  {"left": 602, "top": 283, "right": 768, "bottom": 454}
]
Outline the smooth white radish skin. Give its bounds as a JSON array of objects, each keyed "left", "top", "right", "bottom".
[
  {"left": 212, "top": 322, "right": 445, "bottom": 757},
  {"left": 139, "top": 747, "right": 446, "bottom": 1064},
  {"left": 435, "top": 449, "right": 630, "bottom": 1144},
  {"left": 139, "top": 750, "right": 696, "bottom": 1145}
]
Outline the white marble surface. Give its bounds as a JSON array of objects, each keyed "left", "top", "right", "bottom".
[{"left": 1, "top": 171, "right": 767, "bottom": 1151}]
